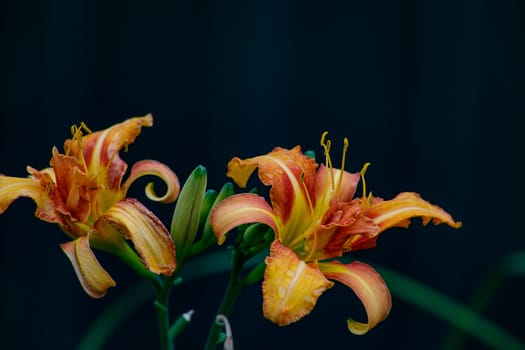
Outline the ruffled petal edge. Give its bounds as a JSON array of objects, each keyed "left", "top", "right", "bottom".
[{"left": 263, "top": 241, "right": 334, "bottom": 326}]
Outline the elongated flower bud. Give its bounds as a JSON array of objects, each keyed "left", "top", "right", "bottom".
[{"left": 170, "top": 165, "right": 207, "bottom": 265}]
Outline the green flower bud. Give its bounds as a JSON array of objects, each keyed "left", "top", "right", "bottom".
[
  {"left": 242, "top": 223, "right": 269, "bottom": 244},
  {"left": 304, "top": 150, "right": 316, "bottom": 159},
  {"left": 198, "top": 189, "right": 218, "bottom": 231},
  {"left": 170, "top": 165, "right": 207, "bottom": 265},
  {"left": 190, "top": 182, "right": 235, "bottom": 256}
]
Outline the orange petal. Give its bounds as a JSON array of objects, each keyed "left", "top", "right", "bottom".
[
  {"left": 65, "top": 115, "right": 154, "bottom": 190},
  {"left": 263, "top": 241, "right": 334, "bottom": 326},
  {"left": 320, "top": 260, "right": 391, "bottom": 335},
  {"left": 319, "top": 201, "right": 380, "bottom": 258},
  {"left": 0, "top": 174, "right": 60, "bottom": 224},
  {"left": 122, "top": 159, "right": 180, "bottom": 203},
  {"left": 99, "top": 198, "right": 176, "bottom": 276},
  {"left": 365, "top": 192, "right": 462, "bottom": 232},
  {"left": 225, "top": 157, "right": 258, "bottom": 189},
  {"left": 49, "top": 148, "right": 94, "bottom": 222},
  {"left": 227, "top": 146, "right": 318, "bottom": 224},
  {"left": 210, "top": 193, "right": 277, "bottom": 245},
  {"left": 60, "top": 236, "right": 116, "bottom": 298},
  {"left": 315, "top": 165, "right": 360, "bottom": 202}
]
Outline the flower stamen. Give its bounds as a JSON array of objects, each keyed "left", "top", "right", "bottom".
[
  {"left": 87, "top": 138, "right": 130, "bottom": 188},
  {"left": 45, "top": 182, "right": 52, "bottom": 195},
  {"left": 300, "top": 171, "right": 315, "bottom": 215},
  {"left": 68, "top": 122, "right": 92, "bottom": 171},
  {"left": 320, "top": 131, "right": 335, "bottom": 188},
  {"left": 335, "top": 137, "right": 349, "bottom": 194},
  {"left": 359, "top": 162, "right": 374, "bottom": 209},
  {"left": 299, "top": 171, "right": 320, "bottom": 262}
]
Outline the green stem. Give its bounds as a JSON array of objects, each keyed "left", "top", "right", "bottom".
[
  {"left": 169, "top": 310, "right": 194, "bottom": 339},
  {"left": 204, "top": 249, "right": 245, "bottom": 350},
  {"left": 155, "top": 283, "right": 174, "bottom": 350},
  {"left": 155, "top": 272, "right": 181, "bottom": 350}
]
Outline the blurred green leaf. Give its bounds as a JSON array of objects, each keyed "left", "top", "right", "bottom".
[
  {"left": 442, "top": 251, "right": 525, "bottom": 350},
  {"left": 376, "top": 265, "right": 525, "bottom": 350}
]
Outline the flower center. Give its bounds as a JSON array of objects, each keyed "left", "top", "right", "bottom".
[
  {"left": 293, "top": 132, "right": 351, "bottom": 261},
  {"left": 68, "top": 122, "right": 92, "bottom": 171},
  {"left": 66, "top": 122, "right": 125, "bottom": 220}
]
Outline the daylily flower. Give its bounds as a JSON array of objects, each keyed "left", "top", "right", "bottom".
[
  {"left": 211, "top": 133, "right": 461, "bottom": 335},
  {"left": 0, "top": 115, "right": 180, "bottom": 298}
]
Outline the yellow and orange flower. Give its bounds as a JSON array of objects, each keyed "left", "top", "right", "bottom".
[
  {"left": 211, "top": 133, "right": 461, "bottom": 334},
  {"left": 0, "top": 115, "right": 180, "bottom": 297}
]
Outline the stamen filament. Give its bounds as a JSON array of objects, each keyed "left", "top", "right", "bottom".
[
  {"left": 303, "top": 224, "right": 321, "bottom": 262},
  {"left": 335, "top": 137, "right": 349, "bottom": 194},
  {"left": 68, "top": 122, "right": 92, "bottom": 172},
  {"left": 359, "top": 162, "right": 373, "bottom": 209},
  {"left": 285, "top": 172, "right": 317, "bottom": 249},
  {"left": 300, "top": 172, "right": 315, "bottom": 215},
  {"left": 320, "top": 131, "right": 335, "bottom": 189}
]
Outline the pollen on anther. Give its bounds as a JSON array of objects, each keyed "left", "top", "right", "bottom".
[
  {"left": 359, "top": 162, "right": 372, "bottom": 202},
  {"left": 320, "top": 131, "right": 329, "bottom": 146}
]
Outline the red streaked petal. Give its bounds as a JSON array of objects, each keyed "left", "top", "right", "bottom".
[
  {"left": 320, "top": 260, "right": 391, "bottom": 335},
  {"left": 366, "top": 192, "right": 462, "bottom": 232},
  {"left": 227, "top": 146, "right": 318, "bottom": 224},
  {"left": 98, "top": 198, "right": 176, "bottom": 276},
  {"left": 315, "top": 165, "right": 360, "bottom": 202},
  {"left": 60, "top": 236, "right": 116, "bottom": 298},
  {"left": 49, "top": 148, "right": 94, "bottom": 222},
  {"left": 122, "top": 159, "right": 180, "bottom": 203},
  {"left": 210, "top": 193, "right": 277, "bottom": 245},
  {"left": 318, "top": 201, "right": 380, "bottom": 258},
  {"left": 263, "top": 241, "right": 334, "bottom": 326},
  {"left": 65, "top": 115, "right": 153, "bottom": 190}
]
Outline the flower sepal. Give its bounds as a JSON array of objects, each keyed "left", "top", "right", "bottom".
[
  {"left": 95, "top": 198, "right": 177, "bottom": 277},
  {"left": 88, "top": 225, "right": 160, "bottom": 284},
  {"left": 319, "top": 260, "right": 392, "bottom": 335},
  {"left": 60, "top": 236, "right": 117, "bottom": 298}
]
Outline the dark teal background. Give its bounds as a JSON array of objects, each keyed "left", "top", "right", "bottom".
[{"left": 1, "top": 1, "right": 524, "bottom": 349}]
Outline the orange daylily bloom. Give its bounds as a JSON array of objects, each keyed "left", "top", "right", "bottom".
[
  {"left": 211, "top": 133, "right": 461, "bottom": 334},
  {"left": 0, "top": 115, "right": 180, "bottom": 298}
]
